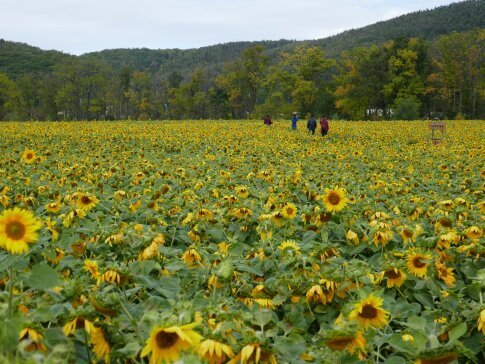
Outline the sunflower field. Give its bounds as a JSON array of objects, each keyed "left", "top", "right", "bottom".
[{"left": 0, "top": 120, "right": 484, "bottom": 364}]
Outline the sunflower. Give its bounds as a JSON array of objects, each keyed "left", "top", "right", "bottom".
[
  {"left": 198, "top": 339, "right": 234, "bottom": 363},
  {"left": 84, "top": 259, "right": 100, "bottom": 279},
  {"left": 88, "top": 325, "right": 110, "bottom": 362},
  {"left": 466, "top": 226, "right": 483, "bottom": 240},
  {"left": 45, "top": 202, "right": 61, "bottom": 213},
  {"left": 182, "top": 248, "right": 202, "bottom": 267},
  {"left": 22, "top": 149, "right": 37, "bottom": 163},
  {"left": 398, "top": 226, "right": 416, "bottom": 244},
  {"left": 281, "top": 203, "right": 297, "bottom": 219},
  {"left": 436, "top": 262, "right": 455, "bottom": 287},
  {"left": 434, "top": 218, "right": 452, "bottom": 233},
  {"left": 101, "top": 269, "right": 122, "bottom": 285},
  {"left": 140, "top": 322, "right": 203, "bottom": 364},
  {"left": 306, "top": 284, "right": 334, "bottom": 305},
  {"left": 139, "top": 241, "right": 160, "bottom": 261},
  {"left": 406, "top": 252, "right": 432, "bottom": 278},
  {"left": 314, "top": 212, "right": 332, "bottom": 226},
  {"left": 383, "top": 268, "right": 407, "bottom": 288},
  {"left": 233, "top": 207, "right": 253, "bottom": 220},
  {"left": 414, "top": 351, "right": 458, "bottom": 364},
  {"left": 322, "top": 187, "right": 348, "bottom": 213},
  {"left": 19, "top": 327, "right": 46, "bottom": 352},
  {"left": 0, "top": 208, "right": 42, "bottom": 254},
  {"left": 196, "top": 208, "right": 213, "bottom": 220},
  {"left": 325, "top": 331, "right": 366, "bottom": 354},
  {"left": 349, "top": 294, "right": 389, "bottom": 330},
  {"left": 235, "top": 186, "right": 249, "bottom": 198},
  {"left": 63, "top": 317, "right": 93, "bottom": 336},
  {"left": 372, "top": 230, "right": 394, "bottom": 246},
  {"left": 477, "top": 309, "right": 485, "bottom": 334},
  {"left": 270, "top": 211, "right": 284, "bottom": 226},
  {"left": 346, "top": 229, "right": 359, "bottom": 244},
  {"left": 229, "top": 344, "right": 277, "bottom": 364},
  {"left": 76, "top": 193, "right": 99, "bottom": 211},
  {"left": 278, "top": 240, "right": 300, "bottom": 254}
]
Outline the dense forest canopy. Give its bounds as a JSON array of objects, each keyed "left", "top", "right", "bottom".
[{"left": 0, "top": 0, "right": 483, "bottom": 121}]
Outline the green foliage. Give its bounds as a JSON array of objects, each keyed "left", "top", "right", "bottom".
[
  {"left": 0, "top": 72, "right": 22, "bottom": 120},
  {"left": 393, "top": 97, "right": 421, "bottom": 120}
]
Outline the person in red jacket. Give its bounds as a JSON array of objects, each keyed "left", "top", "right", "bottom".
[{"left": 320, "top": 115, "right": 329, "bottom": 136}]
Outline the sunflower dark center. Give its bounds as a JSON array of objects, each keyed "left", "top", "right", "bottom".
[
  {"left": 328, "top": 193, "right": 340, "bottom": 205},
  {"left": 286, "top": 207, "right": 294, "bottom": 215},
  {"left": 26, "top": 153, "right": 33, "bottom": 159},
  {"left": 326, "top": 336, "right": 354, "bottom": 350},
  {"left": 439, "top": 218, "right": 451, "bottom": 228},
  {"left": 360, "top": 304, "right": 378, "bottom": 319},
  {"left": 155, "top": 331, "right": 178, "bottom": 349},
  {"left": 404, "top": 230, "right": 413, "bottom": 238},
  {"left": 413, "top": 257, "right": 427, "bottom": 268},
  {"left": 385, "top": 269, "right": 401, "bottom": 279},
  {"left": 419, "top": 352, "right": 458, "bottom": 364},
  {"left": 319, "top": 213, "right": 331, "bottom": 222},
  {"left": 6, "top": 221, "right": 26, "bottom": 240},
  {"left": 81, "top": 196, "right": 92, "bottom": 204}
]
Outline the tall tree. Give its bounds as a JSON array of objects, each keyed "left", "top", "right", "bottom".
[
  {"left": 427, "top": 30, "right": 484, "bottom": 118},
  {"left": 0, "top": 71, "right": 22, "bottom": 120}
]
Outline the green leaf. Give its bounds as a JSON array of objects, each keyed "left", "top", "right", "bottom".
[
  {"left": 413, "top": 292, "right": 434, "bottom": 308},
  {"left": 388, "top": 334, "right": 416, "bottom": 355},
  {"left": 251, "top": 309, "right": 273, "bottom": 328},
  {"left": 118, "top": 341, "right": 141, "bottom": 356},
  {"left": 26, "top": 262, "right": 60, "bottom": 290},
  {"left": 217, "top": 260, "right": 234, "bottom": 279},
  {"left": 207, "top": 228, "right": 226, "bottom": 242},
  {"left": 384, "top": 357, "right": 407, "bottom": 364},
  {"left": 0, "top": 254, "right": 29, "bottom": 271},
  {"left": 235, "top": 263, "right": 264, "bottom": 277},
  {"left": 448, "top": 322, "right": 467, "bottom": 344},
  {"left": 0, "top": 316, "right": 22, "bottom": 352},
  {"left": 403, "top": 316, "right": 427, "bottom": 332},
  {"left": 274, "top": 334, "right": 306, "bottom": 359}
]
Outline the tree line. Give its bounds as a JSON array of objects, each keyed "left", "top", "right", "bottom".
[{"left": 0, "top": 29, "right": 483, "bottom": 121}]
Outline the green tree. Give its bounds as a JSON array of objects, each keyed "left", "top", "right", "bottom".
[
  {"left": 384, "top": 39, "right": 425, "bottom": 113},
  {"left": 427, "top": 30, "right": 484, "bottom": 118},
  {"left": 0, "top": 71, "right": 22, "bottom": 120}
]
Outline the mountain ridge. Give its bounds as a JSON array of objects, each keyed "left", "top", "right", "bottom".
[{"left": 0, "top": 0, "right": 483, "bottom": 79}]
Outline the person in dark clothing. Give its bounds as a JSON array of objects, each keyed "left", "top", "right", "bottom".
[
  {"left": 264, "top": 114, "right": 272, "bottom": 126},
  {"left": 307, "top": 114, "right": 317, "bottom": 135},
  {"left": 291, "top": 113, "right": 299, "bottom": 130},
  {"left": 320, "top": 115, "right": 329, "bottom": 136}
]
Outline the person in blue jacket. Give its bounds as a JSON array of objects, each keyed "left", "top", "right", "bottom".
[{"left": 291, "top": 112, "right": 299, "bottom": 130}]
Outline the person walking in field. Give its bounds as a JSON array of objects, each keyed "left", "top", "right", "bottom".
[
  {"left": 307, "top": 114, "right": 317, "bottom": 135},
  {"left": 263, "top": 114, "right": 272, "bottom": 126},
  {"left": 320, "top": 114, "right": 329, "bottom": 136},
  {"left": 291, "top": 112, "right": 299, "bottom": 130}
]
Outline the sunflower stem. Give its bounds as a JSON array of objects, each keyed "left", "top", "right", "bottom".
[
  {"left": 82, "top": 328, "right": 92, "bottom": 363},
  {"left": 7, "top": 267, "right": 14, "bottom": 317}
]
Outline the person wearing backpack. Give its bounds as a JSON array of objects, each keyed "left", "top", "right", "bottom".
[{"left": 307, "top": 114, "right": 317, "bottom": 135}]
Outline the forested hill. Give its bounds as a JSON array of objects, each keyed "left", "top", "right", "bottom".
[
  {"left": 1, "top": 0, "right": 483, "bottom": 79},
  {"left": 82, "top": 0, "right": 484, "bottom": 73},
  {"left": 84, "top": 40, "right": 296, "bottom": 78},
  {"left": 310, "top": 0, "right": 485, "bottom": 57},
  {"left": 0, "top": 40, "right": 72, "bottom": 78}
]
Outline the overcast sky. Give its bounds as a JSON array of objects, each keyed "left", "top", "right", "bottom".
[{"left": 1, "top": 0, "right": 459, "bottom": 55}]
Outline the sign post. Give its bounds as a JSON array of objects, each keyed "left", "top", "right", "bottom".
[{"left": 428, "top": 121, "right": 446, "bottom": 145}]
